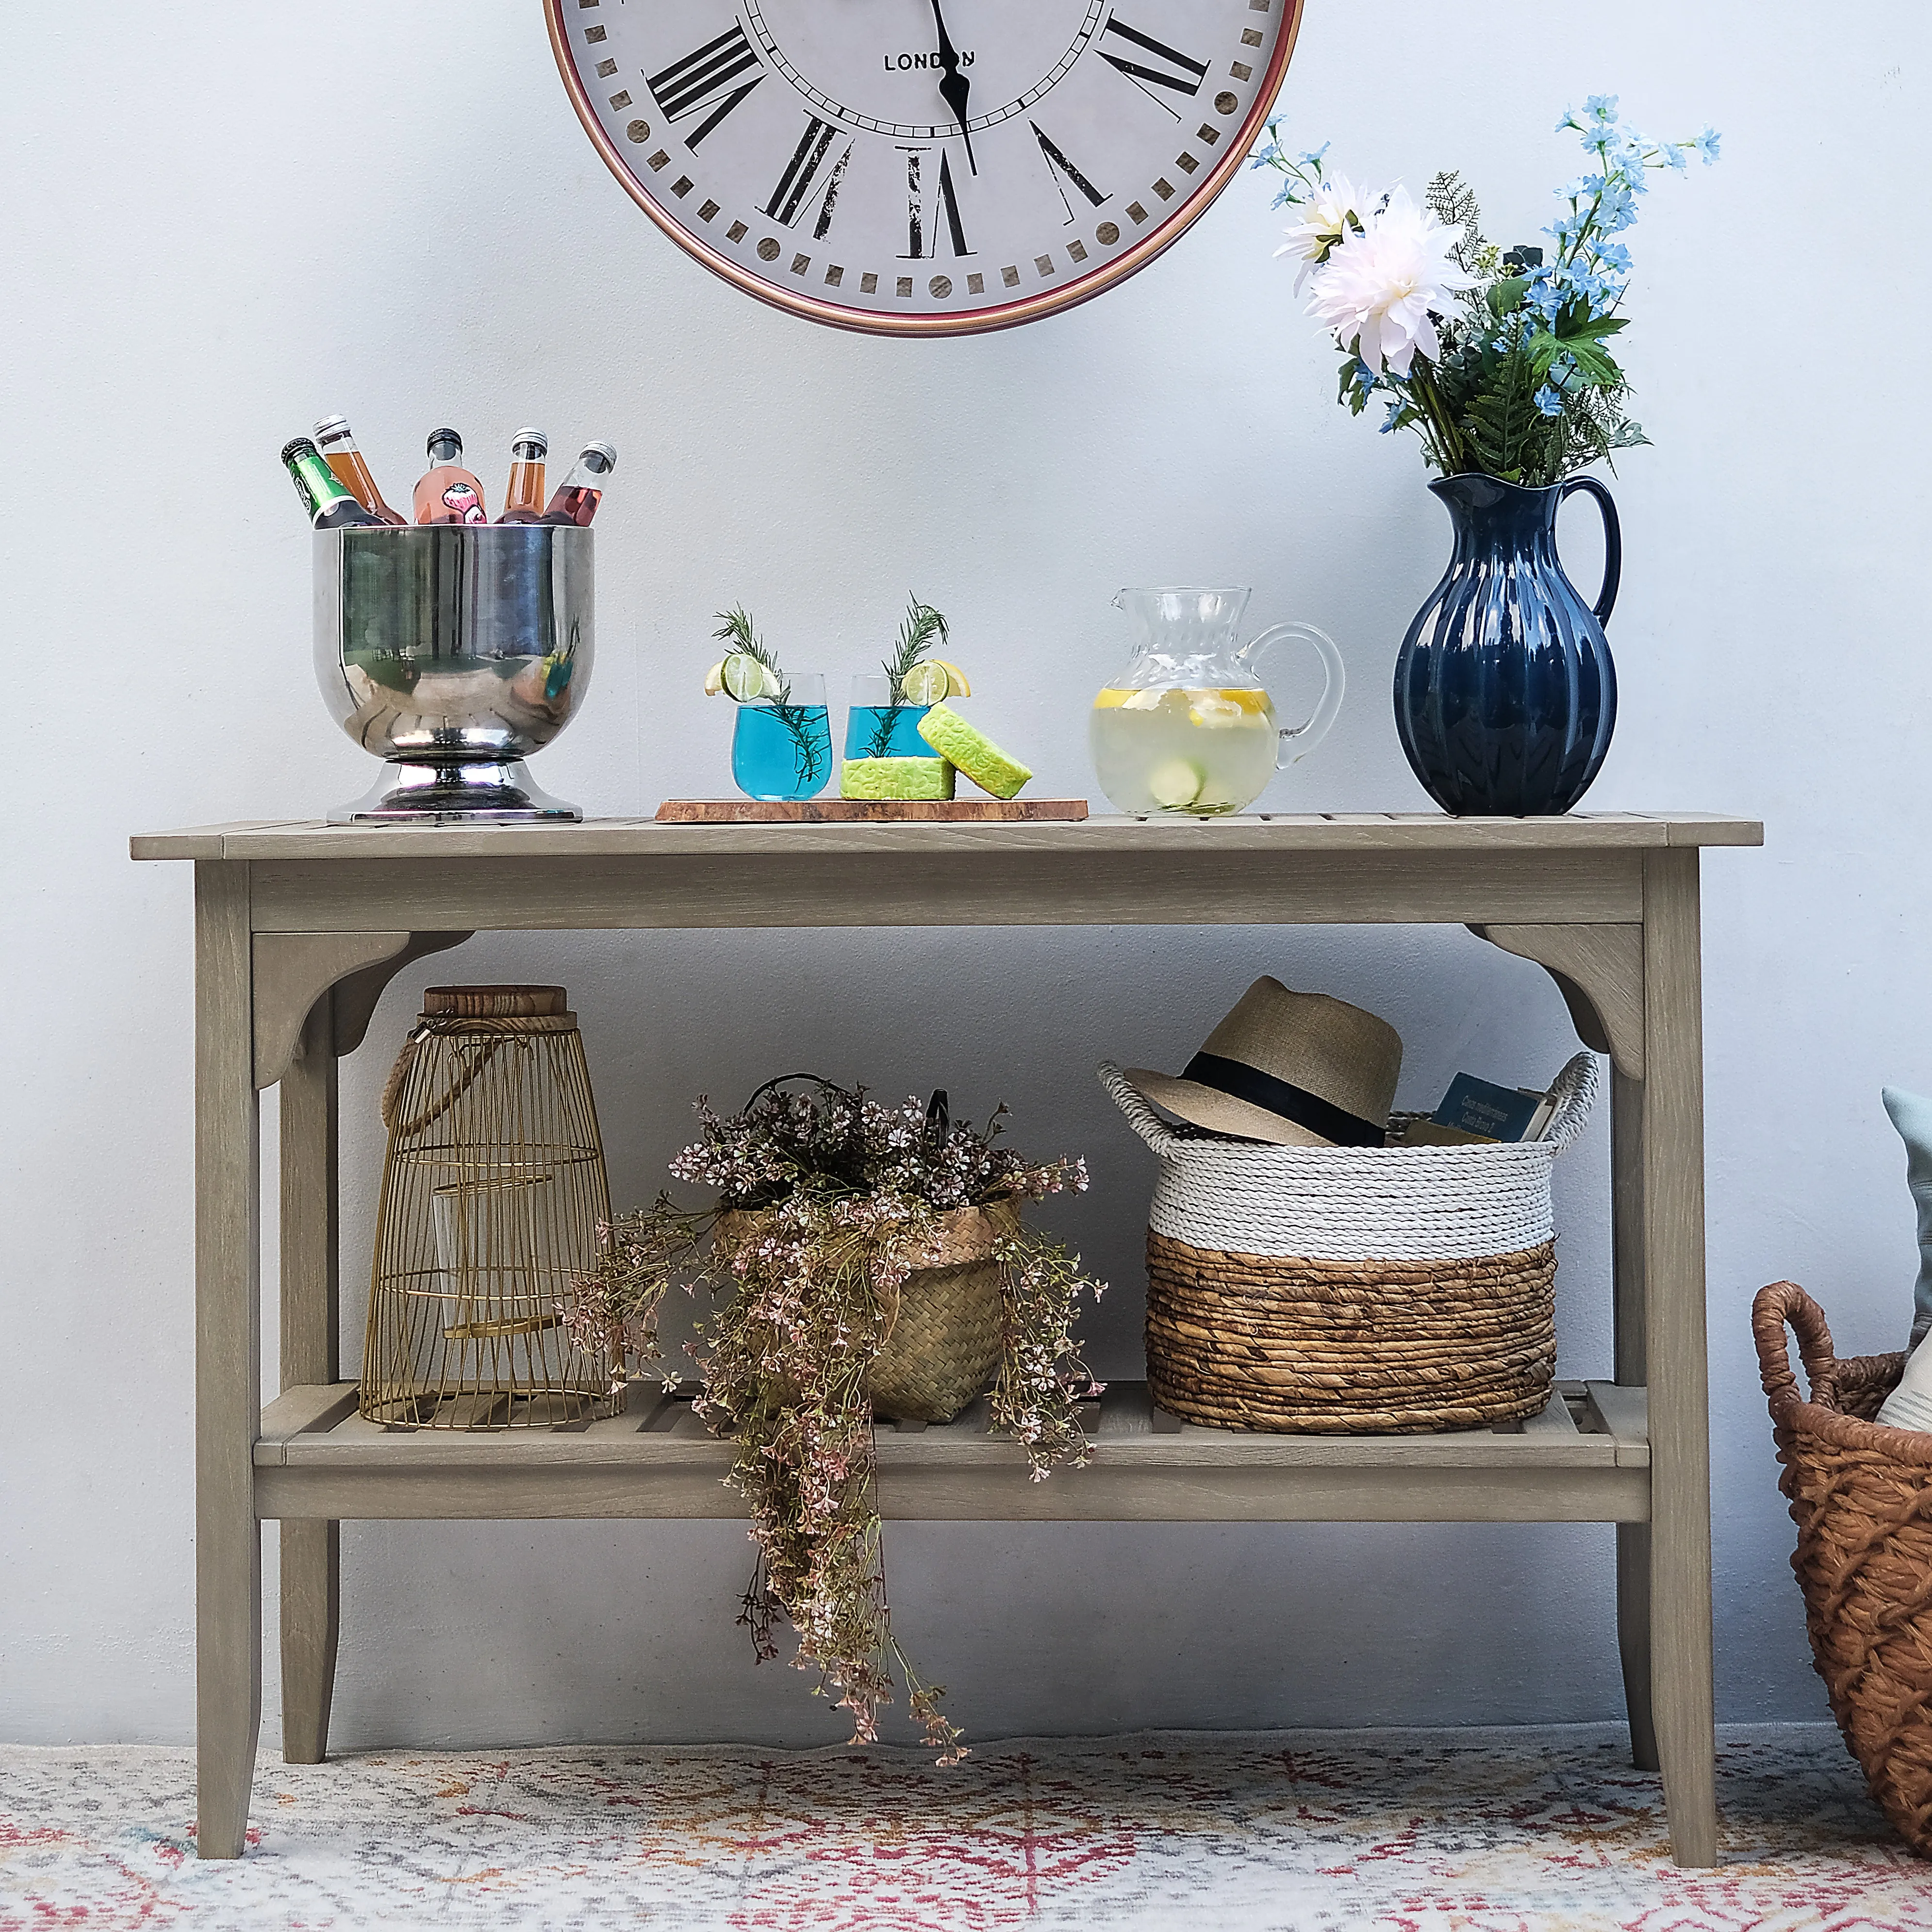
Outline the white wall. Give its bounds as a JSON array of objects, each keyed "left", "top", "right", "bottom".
[{"left": 4, "top": 0, "right": 1924, "bottom": 1751}]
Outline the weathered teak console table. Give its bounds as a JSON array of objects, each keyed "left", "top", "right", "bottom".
[{"left": 132, "top": 811, "right": 1760, "bottom": 1865}]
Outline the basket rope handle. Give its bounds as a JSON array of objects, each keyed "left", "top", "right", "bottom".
[
  {"left": 1753, "top": 1280, "right": 1839, "bottom": 1411},
  {"left": 1098, "top": 1061, "right": 1186, "bottom": 1158},
  {"left": 1540, "top": 1053, "right": 1600, "bottom": 1153}
]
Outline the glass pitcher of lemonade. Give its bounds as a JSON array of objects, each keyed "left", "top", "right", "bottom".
[{"left": 1090, "top": 588, "right": 1345, "bottom": 815}]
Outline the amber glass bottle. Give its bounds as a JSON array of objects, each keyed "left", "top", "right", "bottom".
[
  {"left": 313, "top": 415, "right": 405, "bottom": 524},
  {"left": 498, "top": 428, "right": 549, "bottom": 524}
]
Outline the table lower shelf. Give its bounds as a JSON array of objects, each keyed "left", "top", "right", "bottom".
[{"left": 256, "top": 1380, "right": 1650, "bottom": 1525}]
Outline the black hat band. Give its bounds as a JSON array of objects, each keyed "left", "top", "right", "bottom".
[{"left": 1180, "top": 1052, "right": 1386, "bottom": 1147}]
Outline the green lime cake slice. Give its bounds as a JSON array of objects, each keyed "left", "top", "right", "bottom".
[
  {"left": 915, "top": 703, "right": 1032, "bottom": 799},
  {"left": 839, "top": 756, "right": 956, "bottom": 802}
]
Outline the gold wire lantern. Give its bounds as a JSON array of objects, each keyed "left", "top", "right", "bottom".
[{"left": 361, "top": 986, "right": 613, "bottom": 1428}]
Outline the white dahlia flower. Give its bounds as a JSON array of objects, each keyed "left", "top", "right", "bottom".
[
  {"left": 1305, "top": 186, "right": 1474, "bottom": 377},
  {"left": 1274, "top": 173, "right": 1377, "bottom": 289}
]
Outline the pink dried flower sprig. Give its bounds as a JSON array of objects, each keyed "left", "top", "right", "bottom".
[
  {"left": 571, "top": 1075, "right": 1104, "bottom": 1764},
  {"left": 669, "top": 1075, "right": 1084, "bottom": 1216}
]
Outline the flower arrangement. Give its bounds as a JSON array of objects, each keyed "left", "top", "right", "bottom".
[
  {"left": 1253, "top": 97, "right": 1719, "bottom": 486},
  {"left": 573, "top": 1075, "right": 1104, "bottom": 1762}
]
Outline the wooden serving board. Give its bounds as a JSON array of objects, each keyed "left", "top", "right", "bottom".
[{"left": 655, "top": 798, "right": 1090, "bottom": 824}]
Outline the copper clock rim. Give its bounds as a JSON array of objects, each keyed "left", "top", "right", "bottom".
[{"left": 542, "top": 0, "right": 1305, "bottom": 338}]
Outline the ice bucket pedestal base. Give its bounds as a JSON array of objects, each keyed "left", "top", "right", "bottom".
[{"left": 331, "top": 758, "right": 583, "bottom": 825}]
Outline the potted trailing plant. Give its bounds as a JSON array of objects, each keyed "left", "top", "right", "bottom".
[
  {"left": 573, "top": 1075, "right": 1103, "bottom": 1761},
  {"left": 1253, "top": 98, "right": 1719, "bottom": 816}
]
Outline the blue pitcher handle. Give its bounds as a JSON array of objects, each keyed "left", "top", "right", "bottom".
[{"left": 1558, "top": 476, "right": 1621, "bottom": 627}]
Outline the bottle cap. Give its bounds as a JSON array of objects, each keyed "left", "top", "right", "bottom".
[
  {"left": 281, "top": 437, "right": 318, "bottom": 464},
  {"left": 512, "top": 427, "right": 549, "bottom": 455},
  {"left": 313, "top": 415, "right": 351, "bottom": 446},
  {"left": 426, "top": 427, "right": 463, "bottom": 458},
  {"left": 580, "top": 441, "right": 617, "bottom": 475}
]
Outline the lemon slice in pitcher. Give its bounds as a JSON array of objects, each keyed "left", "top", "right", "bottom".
[{"left": 1147, "top": 758, "right": 1206, "bottom": 809}]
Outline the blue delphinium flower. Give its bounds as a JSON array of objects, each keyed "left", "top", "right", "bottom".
[
  {"left": 1523, "top": 269, "right": 1566, "bottom": 323},
  {"left": 1584, "top": 93, "right": 1619, "bottom": 125},
  {"left": 1534, "top": 385, "right": 1566, "bottom": 417},
  {"left": 1379, "top": 397, "right": 1407, "bottom": 434},
  {"left": 1692, "top": 126, "right": 1721, "bottom": 164}
]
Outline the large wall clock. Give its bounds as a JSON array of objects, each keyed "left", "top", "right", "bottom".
[{"left": 545, "top": 0, "right": 1303, "bottom": 335}]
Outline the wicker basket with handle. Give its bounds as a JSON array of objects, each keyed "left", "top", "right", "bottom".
[
  {"left": 1754, "top": 1279, "right": 1932, "bottom": 1853},
  {"left": 713, "top": 1198, "right": 1019, "bottom": 1424},
  {"left": 1100, "top": 1052, "right": 1597, "bottom": 1433}
]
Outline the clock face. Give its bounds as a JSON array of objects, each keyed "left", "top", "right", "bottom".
[{"left": 545, "top": 0, "right": 1302, "bottom": 334}]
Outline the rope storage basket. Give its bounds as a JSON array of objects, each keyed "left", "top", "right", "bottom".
[
  {"left": 1754, "top": 1281, "right": 1932, "bottom": 1853},
  {"left": 1100, "top": 1052, "right": 1597, "bottom": 1433},
  {"left": 715, "top": 1199, "right": 1018, "bottom": 1424},
  {"left": 362, "top": 986, "right": 613, "bottom": 1428}
]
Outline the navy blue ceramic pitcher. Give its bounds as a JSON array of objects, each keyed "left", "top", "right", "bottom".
[{"left": 1393, "top": 472, "right": 1621, "bottom": 817}]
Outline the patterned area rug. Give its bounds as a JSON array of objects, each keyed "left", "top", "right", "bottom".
[{"left": 2, "top": 1727, "right": 1926, "bottom": 1930}]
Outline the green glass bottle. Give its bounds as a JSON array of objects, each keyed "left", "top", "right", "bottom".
[{"left": 281, "top": 437, "right": 383, "bottom": 530}]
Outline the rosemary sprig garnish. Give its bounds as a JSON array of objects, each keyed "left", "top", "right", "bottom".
[
  {"left": 714, "top": 605, "right": 826, "bottom": 788},
  {"left": 863, "top": 596, "right": 949, "bottom": 760}
]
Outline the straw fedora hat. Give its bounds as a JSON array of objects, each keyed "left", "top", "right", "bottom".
[{"left": 1123, "top": 977, "right": 1402, "bottom": 1148}]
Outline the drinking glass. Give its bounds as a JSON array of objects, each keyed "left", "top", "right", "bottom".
[
  {"left": 844, "top": 673, "right": 932, "bottom": 760},
  {"left": 731, "top": 673, "right": 833, "bottom": 801}
]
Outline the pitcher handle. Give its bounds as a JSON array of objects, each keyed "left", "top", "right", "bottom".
[
  {"left": 1241, "top": 622, "right": 1346, "bottom": 769},
  {"left": 1558, "top": 476, "right": 1621, "bottom": 626}
]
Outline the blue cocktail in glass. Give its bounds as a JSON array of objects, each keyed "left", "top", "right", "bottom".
[
  {"left": 845, "top": 673, "right": 932, "bottom": 760},
  {"left": 731, "top": 674, "right": 832, "bottom": 801}
]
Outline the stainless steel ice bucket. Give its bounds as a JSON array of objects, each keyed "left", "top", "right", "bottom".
[{"left": 314, "top": 524, "right": 594, "bottom": 822}]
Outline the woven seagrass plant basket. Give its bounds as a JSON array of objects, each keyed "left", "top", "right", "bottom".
[
  {"left": 1100, "top": 1052, "right": 1597, "bottom": 1433},
  {"left": 714, "top": 1198, "right": 1019, "bottom": 1424},
  {"left": 1754, "top": 1279, "right": 1932, "bottom": 1853}
]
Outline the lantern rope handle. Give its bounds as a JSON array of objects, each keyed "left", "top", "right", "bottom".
[{"left": 380, "top": 1016, "right": 553, "bottom": 1137}]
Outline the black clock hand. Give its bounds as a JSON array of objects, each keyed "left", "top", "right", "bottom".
[{"left": 927, "top": 0, "right": 977, "bottom": 175}]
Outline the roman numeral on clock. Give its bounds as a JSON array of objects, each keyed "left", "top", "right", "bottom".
[
  {"left": 1031, "top": 122, "right": 1109, "bottom": 224},
  {"left": 646, "top": 23, "right": 764, "bottom": 148},
  {"left": 899, "top": 148, "right": 972, "bottom": 259},
  {"left": 1098, "top": 16, "right": 1208, "bottom": 119},
  {"left": 765, "top": 116, "right": 854, "bottom": 240}
]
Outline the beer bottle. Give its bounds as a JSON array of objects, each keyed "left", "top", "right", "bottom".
[
  {"left": 281, "top": 438, "right": 384, "bottom": 530},
  {"left": 413, "top": 428, "right": 490, "bottom": 526},
  {"left": 313, "top": 415, "right": 406, "bottom": 524},
  {"left": 497, "top": 428, "right": 549, "bottom": 524},
  {"left": 541, "top": 442, "right": 617, "bottom": 528}
]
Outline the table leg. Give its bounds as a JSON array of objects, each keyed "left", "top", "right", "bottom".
[
  {"left": 1611, "top": 1065, "right": 1659, "bottom": 1772},
  {"left": 279, "top": 997, "right": 340, "bottom": 1765},
  {"left": 1639, "top": 849, "right": 1717, "bottom": 1866},
  {"left": 195, "top": 862, "right": 262, "bottom": 1858}
]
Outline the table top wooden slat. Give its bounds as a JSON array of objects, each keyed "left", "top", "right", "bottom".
[{"left": 132, "top": 811, "right": 1763, "bottom": 863}]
